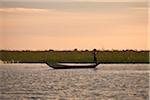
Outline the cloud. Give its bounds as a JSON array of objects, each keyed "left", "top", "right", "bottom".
[{"left": 0, "top": 8, "right": 49, "bottom": 13}]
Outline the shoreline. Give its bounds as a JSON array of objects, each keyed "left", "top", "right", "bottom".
[
  {"left": 1, "top": 61, "right": 149, "bottom": 64},
  {"left": 0, "top": 50, "right": 149, "bottom": 64}
]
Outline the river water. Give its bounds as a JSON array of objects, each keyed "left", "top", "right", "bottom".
[{"left": 0, "top": 64, "right": 149, "bottom": 100}]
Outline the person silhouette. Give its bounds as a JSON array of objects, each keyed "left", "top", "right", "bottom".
[{"left": 93, "top": 49, "right": 97, "bottom": 65}]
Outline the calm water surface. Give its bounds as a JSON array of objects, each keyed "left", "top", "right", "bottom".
[{"left": 0, "top": 64, "right": 149, "bottom": 100}]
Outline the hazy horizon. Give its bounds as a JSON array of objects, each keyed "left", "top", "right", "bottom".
[
  {"left": 0, "top": 0, "right": 148, "bottom": 50},
  {"left": 0, "top": 49, "right": 149, "bottom": 51}
]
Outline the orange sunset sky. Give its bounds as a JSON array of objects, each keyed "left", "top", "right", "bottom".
[{"left": 0, "top": 0, "right": 148, "bottom": 50}]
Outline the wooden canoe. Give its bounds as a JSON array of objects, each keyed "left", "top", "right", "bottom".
[{"left": 46, "top": 62, "right": 98, "bottom": 69}]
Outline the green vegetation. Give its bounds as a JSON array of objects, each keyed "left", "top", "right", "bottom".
[{"left": 0, "top": 50, "right": 149, "bottom": 63}]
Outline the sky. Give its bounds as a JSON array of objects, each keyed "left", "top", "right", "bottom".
[
  {"left": 0, "top": 0, "right": 148, "bottom": 50},
  {"left": 0, "top": 0, "right": 147, "bottom": 2}
]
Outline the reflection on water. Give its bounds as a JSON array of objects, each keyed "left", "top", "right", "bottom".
[{"left": 0, "top": 64, "right": 149, "bottom": 100}]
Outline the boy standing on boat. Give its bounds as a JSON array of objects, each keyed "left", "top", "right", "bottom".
[{"left": 93, "top": 49, "right": 97, "bottom": 65}]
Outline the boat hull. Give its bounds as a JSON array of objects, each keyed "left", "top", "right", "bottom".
[{"left": 46, "top": 62, "right": 97, "bottom": 69}]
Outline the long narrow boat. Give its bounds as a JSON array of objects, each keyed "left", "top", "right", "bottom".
[
  {"left": 46, "top": 49, "right": 98, "bottom": 69},
  {"left": 46, "top": 62, "right": 98, "bottom": 69}
]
